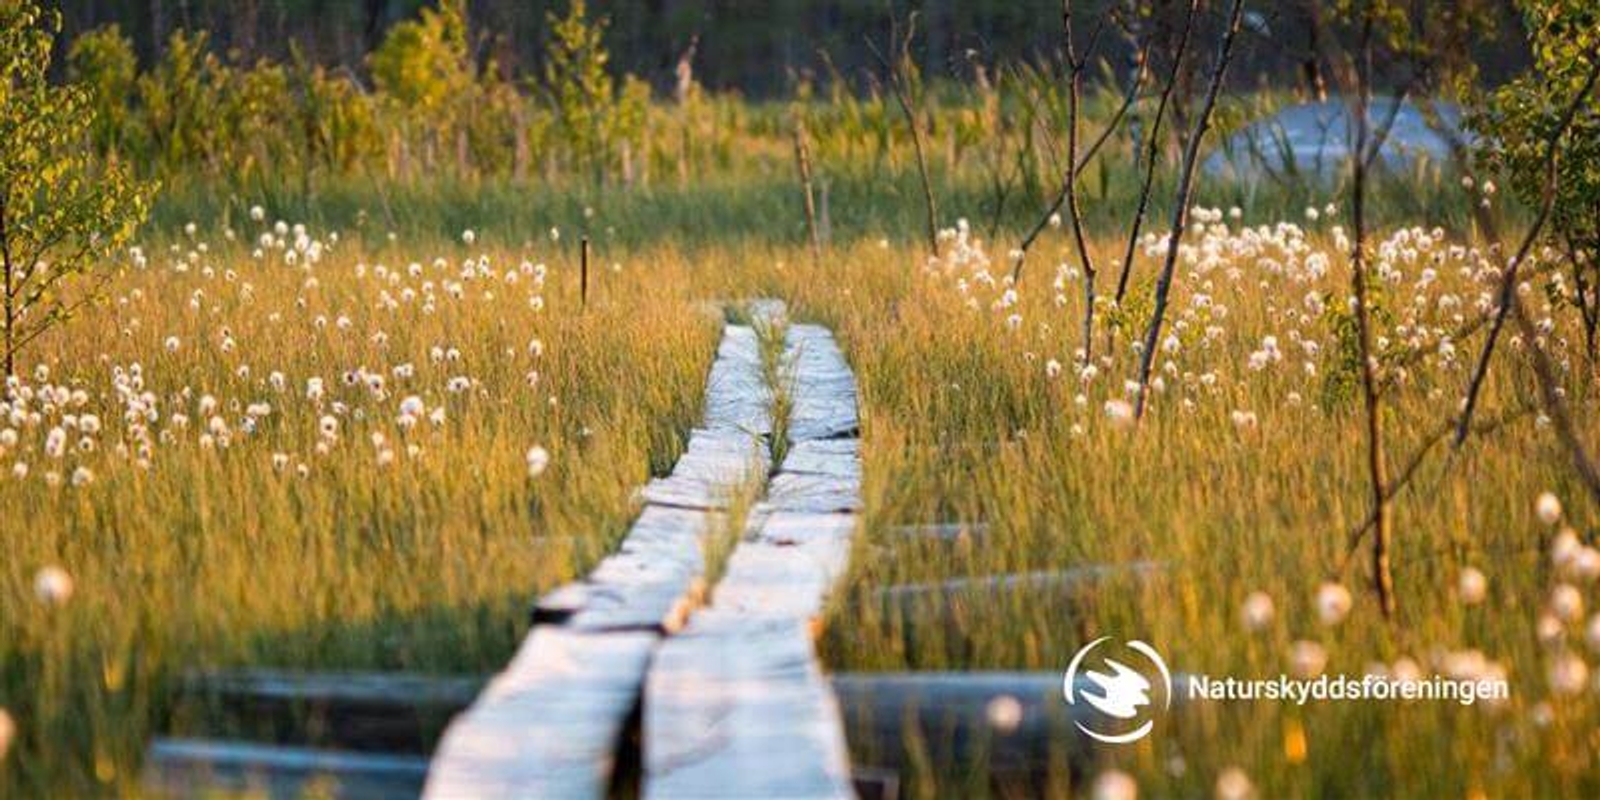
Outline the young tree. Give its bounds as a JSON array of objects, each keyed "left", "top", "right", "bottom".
[
  {"left": 1, "top": 2, "right": 152, "bottom": 376},
  {"left": 544, "top": 0, "right": 617, "bottom": 183},
  {"left": 1473, "top": 0, "right": 1600, "bottom": 359},
  {"left": 369, "top": 0, "right": 475, "bottom": 173},
  {"left": 871, "top": 12, "right": 941, "bottom": 259},
  {"left": 66, "top": 24, "right": 139, "bottom": 159}
]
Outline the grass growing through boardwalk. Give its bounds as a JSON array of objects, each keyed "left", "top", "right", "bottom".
[{"left": 0, "top": 220, "right": 720, "bottom": 795}]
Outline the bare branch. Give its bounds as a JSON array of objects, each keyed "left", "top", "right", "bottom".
[
  {"left": 1131, "top": 0, "right": 1247, "bottom": 419},
  {"left": 1111, "top": 1, "right": 1200, "bottom": 305},
  {"left": 868, "top": 13, "right": 941, "bottom": 258},
  {"left": 1012, "top": 35, "right": 1150, "bottom": 284}
]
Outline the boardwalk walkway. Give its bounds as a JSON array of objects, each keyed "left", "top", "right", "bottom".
[
  {"left": 424, "top": 301, "right": 863, "bottom": 799},
  {"left": 643, "top": 323, "right": 862, "bottom": 799}
]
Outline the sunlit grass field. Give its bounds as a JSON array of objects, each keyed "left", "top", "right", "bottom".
[
  {"left": 2, "top": 183, "right": 1597, "bottom": 797},
  {"left": 0, "top": 216, "right": 728, "bottom": 795},
  {"left": 799, "top": 225, "right": 1599, "bottom": 797}
]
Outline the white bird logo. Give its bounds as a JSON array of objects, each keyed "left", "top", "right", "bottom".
[
  {"left": 1063, "top": 637, "right": 1172, "bottom": 744},
  {"left": 1080, "top": 657, "right": 1152, "bottom": 719}
]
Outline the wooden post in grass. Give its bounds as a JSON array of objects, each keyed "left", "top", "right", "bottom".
[
  {"left": 580, "top": 236, "right": 590, "bottom": 308},
  {"left": 793, "top": 117, "right": 824, "bottom": 268}
]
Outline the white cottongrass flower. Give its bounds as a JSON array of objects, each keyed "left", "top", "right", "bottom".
[
  {"left": 1536, "top": 491, "right": 1563, "bottom": 525},
  {"left": 1239, "top": 591, "right": 1275, "bottom": 632},
  {"left": 1092, "top": 769, "right": 1138, "bottom": 800},
  {"left": 1548, "top": 653, "right": 1588, "bottom": 695},
  {"left": 1289, "top": 640, "right": 1328, "bottom": 678},
  {"left": 1214, "top": 767, "right": 1255, "bottom": 800},
  {"left": 984, "top": 694, "right": 1023, "bottom": 733},
  {"left": 1537, "top": 612, "right": 1564, "bottom": 645},
  {"left": 1572, "top": 547, "right": 1600, "bottom": 582},
  {"left": 1551, "top": 583, "right": 1584, "bottom": 622},
  {"left": 1315, "top": 582, "right": 1353, "bottom": 626},
  {"left": 34, "top": 566, "right": 74, "bottom": 605},
  {"left": 399, "top": 396, "right": 426, "bottom": 419},
  {"left": 44, "top": 427, "right": 67, "bottom": 458},
  {"left": 1457, "top": 567, "right": 1487, "bottom": 605},
  {"left": 70, "top": 466, "right": 94, "bottom": 487},
  {"left": 1552, "top": 527, "right": 1582, "bottom": 570},
  {"left": 462, "top": 229, "right": 477, "bottom": 245},
  {"left": 1104, "top": 399, "right": 1135, "bottom": 428},
  {"left": 526, "top": 445, "right": 551, "bottom": 478}
]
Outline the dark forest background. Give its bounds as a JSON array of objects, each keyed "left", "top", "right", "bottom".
[{"left": 53, "top": 0, "right": 1532, "bottom": 97}]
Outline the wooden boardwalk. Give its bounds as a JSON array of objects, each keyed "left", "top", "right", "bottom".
[
  {"left": 643, "top": 324, "right": 862, "bottom": 799},
  {"left": 426, "top": 301, "right": 867, "bottom": 799}
]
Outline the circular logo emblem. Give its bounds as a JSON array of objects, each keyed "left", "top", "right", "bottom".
[{"left": 1063, "top": 637, "right": 1172, "bottom": 744}]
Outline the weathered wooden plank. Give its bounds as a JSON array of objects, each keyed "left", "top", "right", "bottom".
[
  {"left": 531, "top": 505, "right": 719, "bottom": 633},
  {"left": 704, "top": 326, "right": 773, "bottom": 435},
  {"left": 640, "top": 429, "right": 767, "bottom": 510},
  {"left": 423, "top": 628, "right": 655, "bottom": 798},
  {"left": 837, "top": 671, "right": 1195, "bottom": 781},
  {"left": 711, "top": 513, "right": 857, "bottom": 621},
  {"left": 834, "top": 672, "right": 1063, "bottom": 776},
  {"left": 145, "top": 738, "right": 429, "bottom": 800},
  {"left": 782, "top": 439, "right": 862, "bottom": 478},
  {"left": 645, "top": 616, "right": 856, "bottom": 799},
  {"left": 889, "top": 522, "right": 991, "bottom": 543},
  {"left": 784, "top": 325, "right": 860, "bottom": 442},
  {"left": 174, "top": 670, "right": 477, "bottom": 754},
  {"left": 867, "top": 562, "right": 1165, "bottom": 608},
  {"left": 766, "top": 472, "right": 863, "bottom": 513}
]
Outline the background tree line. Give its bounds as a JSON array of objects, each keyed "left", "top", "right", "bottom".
[{"left": 54, "top": 0, "right": 1531, "bottom": 98}]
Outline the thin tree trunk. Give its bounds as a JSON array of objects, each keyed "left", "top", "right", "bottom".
[
  {"left": 876, "top": 14, "right": 941, "bottom": 258},
  {"left": 1511, "top": 301, "right": 1600, "bottom": 502},
  {"left": 899, "top": 90, "right": 940, "bottom": 257},
  {"left": 1, "top": 199, "right": 13, "bottom": 377},
  {"left": 1112, "top": 1, "right": 1199, "bottom": 305},
  {"left": 1303, "top": 1, "right": 1328, "bottom": 101},
  {"left": 1132, "top": 0, "right": 1245, "bottom": 419},
  {"left": 1012, "top": 40, "right": 1150, "bottom": 284},
  {"left": 1347, "top": 11, "right": 1395, "bottom": 617},
  {"left": 1060, "top": 0, "right": 1099, "bottom": 363}
]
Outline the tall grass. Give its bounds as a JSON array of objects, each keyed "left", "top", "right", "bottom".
[
  {"left": 791, "top": 228, "right": 1598, "bottom": 797},
  {"left": 0, "top": 141, "right": 1582, "bottom": 796},
  {"left": 0, "top": 222, "right": 722, "bottom": 795}
]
